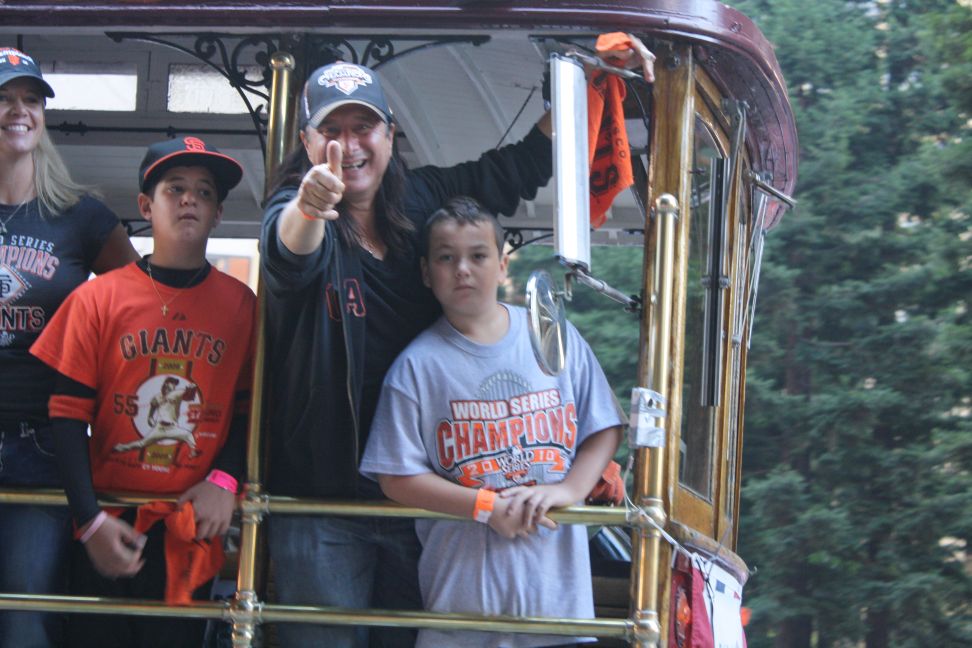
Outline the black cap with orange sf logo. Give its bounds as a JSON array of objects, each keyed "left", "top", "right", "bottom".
[
  {"left": 0, "top": 48, "right": 55, "bottom": 97},
  {"left": 139, "top": 136, "right": 243, "bottom": 202}
]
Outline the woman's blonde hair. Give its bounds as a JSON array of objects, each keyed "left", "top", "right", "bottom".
[{"left": 32, "top": 129, "right": 95, "bottom": 215}]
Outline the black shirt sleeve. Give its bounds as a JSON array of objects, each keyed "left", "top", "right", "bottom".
[
  {"left": 210, "top": 401, "right": 247, "bottom": 484},
  {"left": 50, "top": 373, "right": 101, "bottom": 526},
  {"left": 407, "top": 124, "right": 553, "bottom": 219},
  {"left": 259, "top": 187, "right": 336, "bottom": 296},
  {"left": 51, "top": 419, "right": 101, "bottom": 528}
]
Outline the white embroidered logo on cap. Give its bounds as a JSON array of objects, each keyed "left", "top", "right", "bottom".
[
  {"left": 0, "top": 48, "right": 35, "bottom": 66},
  {"left": 317, "top": 64, "right": 373, "bottom": 96}
]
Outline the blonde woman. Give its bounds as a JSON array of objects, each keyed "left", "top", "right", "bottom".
[{"left": 0, "top": 47, "right": 137, "bottom": 648}]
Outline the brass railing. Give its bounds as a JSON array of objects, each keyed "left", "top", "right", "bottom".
[{"left": 0, "top": 489, "right": 640, "bottom": 644}]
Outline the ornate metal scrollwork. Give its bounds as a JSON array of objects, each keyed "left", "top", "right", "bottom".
[
  {"left": 503, "top": 227, "right": 554, "bottom": 253},
  {"left": 109, "top": 32, "right": 281, "bottom": 154},
  {"left": 504, "top": 226, "right": 645, "bottom": 253},
  {"left": 299, "top": 34, "right": 489, "bottom": 70},
  {"left": 121, "top": 219, "right": 153, "bottom": 238},
  {"left": 107, "top": 32, "right": 491, "bottom": 155}
]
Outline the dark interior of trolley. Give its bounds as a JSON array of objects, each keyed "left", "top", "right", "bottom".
[{"left": 1, "top": 2, "right": 798, "bottom": 646}]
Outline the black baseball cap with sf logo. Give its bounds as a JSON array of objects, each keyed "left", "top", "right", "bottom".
[{"left": 139, "top": 136, "right": 243, "bottom": 202}]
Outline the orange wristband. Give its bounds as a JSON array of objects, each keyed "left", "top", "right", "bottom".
[
  {"left": 300, "top": 209, "right": 319, "bottom": 221},
  {"left": 473, "top": 489, "right": 496, "bottom": 524}
]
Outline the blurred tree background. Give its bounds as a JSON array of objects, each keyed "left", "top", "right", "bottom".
[
  {"left": 507, "top": 0, "right": 972, "bottom": 645},
  {"left": 730, "top": 0, "right": 972, "bottom": 645}
]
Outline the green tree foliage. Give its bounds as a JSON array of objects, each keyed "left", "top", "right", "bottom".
[
  {"left": 504, "top": 3, "right": 972, "bottom": 643},
  {"left": 729, "top": 0, "right": 972, "bottom": 646}
]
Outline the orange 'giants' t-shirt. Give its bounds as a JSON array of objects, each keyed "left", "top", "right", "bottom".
[{"left": 31, "top": 262, "right": 255, "bottom": 495}]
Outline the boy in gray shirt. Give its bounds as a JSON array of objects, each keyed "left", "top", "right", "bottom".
[{"left": 361, "top": 196, "right": 623, "bottom": 648}]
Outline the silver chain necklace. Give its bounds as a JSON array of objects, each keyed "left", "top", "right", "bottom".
[{"left": 0, "top": 200, "right": 31, "bottom": 235}]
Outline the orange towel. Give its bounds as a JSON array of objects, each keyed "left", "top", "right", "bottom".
[
  {"left": 587, "top": 33, "right": 635, "bottom": 229},
  {"left": 586, "top": 460, "right": 626, "bottom": 505},
  {"left": 134, "top": 501, "right": 225, "bottom": 604}
]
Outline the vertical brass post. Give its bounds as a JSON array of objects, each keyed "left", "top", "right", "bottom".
[
  {"left": 262, "top": 51, "right": 297, "bottom": 199},
  {"left": 629, "top": 194, "right": 678, "bottom": 648},
  {"left": 232, "top": 50, "right": 295, "bottom": 648},
  {"left": 631, "top": 44, "right": 693, "bottom": 648}
]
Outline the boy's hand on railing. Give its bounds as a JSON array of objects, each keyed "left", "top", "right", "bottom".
[
  {"left": 83, "top": 514, "right": 146, "bottom": 579},
  {"left": 499, "top": 484, "right": 568, "bottom": 534},
  {"left": 487, "top": 494, "right": 555, "bottom": 539}
]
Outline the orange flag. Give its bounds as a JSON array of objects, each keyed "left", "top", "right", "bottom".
[
  {"left": 135, "top": 501, "right": 225, "bottom": 604},
  {"left": 587, "top": 32, "right": 635, "bottom": 228}
]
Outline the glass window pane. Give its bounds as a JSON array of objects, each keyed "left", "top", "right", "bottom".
[
  {"left": 678, "top": 115, "right": 723, "bottom": 499},
  {"left": 40, "top": 62, "right": 137, "bottom": 112},
  {"left": 167, "top": 63, "right": 261, "bottom": 114}
]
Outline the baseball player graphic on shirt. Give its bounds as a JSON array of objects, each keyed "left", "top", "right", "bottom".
[{"left": 113, "top": 375, "right": 201, "bottom": 457}]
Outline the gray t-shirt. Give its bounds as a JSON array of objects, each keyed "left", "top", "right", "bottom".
[{"left": 361, "top": 304, "right": 623, "bottom": 648}]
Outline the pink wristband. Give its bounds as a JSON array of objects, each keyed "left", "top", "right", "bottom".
[
  {"left": 79, "top": 511, "right": 108, "bottom": 544},
  {"left": 206, "top": 469, "right": 239, "bottom": 494}
]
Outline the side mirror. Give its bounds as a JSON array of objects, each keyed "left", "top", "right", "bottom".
[{"left": 525, "top": 270, "right": 567, "bottom": 376}]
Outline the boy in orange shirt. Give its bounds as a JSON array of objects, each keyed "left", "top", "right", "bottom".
[{"left": 31, "top": 137, "right": 255, "bottom": 648}]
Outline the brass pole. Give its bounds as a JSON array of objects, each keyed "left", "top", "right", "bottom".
[
  {"left": 248, "top": 49, "right": 295, "bottom": 484},
  {"left": 233, "top": 49, "right": 296, "bottom": 648},
  {"left": 261, "top": 498, "right": 629, "bottom": 526},
  {"left": 256, "top": 606, "right": 631, "bottom": 638},
  {"left": 0, "top": 594, "right": 225, "bottom": 619},
  {"left": 0, "top": 594, "right": 631, "bottom": 640},
  {"left": 0, "top": 489, "right": 172, "bottom": 507},
  {"left": 628, "top": 195, "right": 678, "bottom": 648},
  {"left": 262, "top": 51, "right": 297, "bottom": 200},
  {"left": 0, "top": 488, "right": 629, "bottom": 527},
  {"left": 633, "top": 194, "right": 678, "bottom": 646},
  {"left": 630, "top": 44, "right": 694, "bottom": 648}
]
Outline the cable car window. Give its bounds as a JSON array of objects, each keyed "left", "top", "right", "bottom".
[
  {"left": 41, "top": 62, "right": 137, "bottom": 112},
  {"left": 167, "top": 63, "right": 261, "bottom": 114},
  {"left": 679, "top": 115, "right": 724, "bottom": 500}
]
